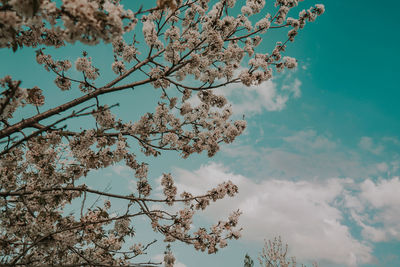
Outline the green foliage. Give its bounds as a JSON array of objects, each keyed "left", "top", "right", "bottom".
[{"left": 244, "top": 253, "right": 254, "bottom": 267}]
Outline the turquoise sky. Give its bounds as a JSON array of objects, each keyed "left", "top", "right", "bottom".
[{"left": 1, "top": 0, "right": 400, "bottom": 266}]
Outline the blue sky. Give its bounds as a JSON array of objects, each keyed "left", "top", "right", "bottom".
[{"left": 1, "top": 0, "right": 400, "bottom": 266}]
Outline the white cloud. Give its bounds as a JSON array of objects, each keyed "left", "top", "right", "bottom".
[
  {"left": 213, "top": 80, "right": 286, "bottom": 114},
  {"left": 172, "top": 163, "right": 373, "bottom": 266},
  {"left": 358, "top": 137, "right": 384, "bottom": 155},
  {"left": 352, "top": 177, "right": 400, "bottom": 241},
  {"left": 350, "top": 211, "right": 387, "bottom": 243},
  {"left": 209, "top": 74, "right": 301, "bottom": 116},
  {"left": 360, "top": 178, "right": 400, "bottom": 208}
]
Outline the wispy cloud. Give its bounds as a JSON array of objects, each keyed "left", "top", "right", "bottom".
[
  {"left": 111, "top": 164, "right": 132, "bottom": 176},
  {"left": 282, "top": 129, "right": 337, "bottom": 152},
  {"left": 221, "top": 129, "right": 400, "bottom": 180},
  {"left": 382, "top": 136, "right": 400, "bottom": 146},
  {"left": 358, "top": 137, "right": 384, "bottom": 155},
  {"left": 220, "top": 130, "right": 391, "bottom": 180}
]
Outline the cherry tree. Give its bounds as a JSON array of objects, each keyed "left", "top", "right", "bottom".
[
  {"left": 0, "top": 0, "right": 324, "bottom": 266},
  {"left": 244, "top": 237, "right": 318, "bottom": 267},
  {"left": 258, "top": 237, "right": 319, "bottom": 267}
]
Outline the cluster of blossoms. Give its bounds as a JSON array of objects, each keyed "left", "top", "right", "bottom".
[
  {"left": 0, "top": 0, "right": 137, "bottom": 50},
  {"left": 35, "top": 49, "right": 74, "bottom": 90},
  {"left": 75, "top": 56, "right": 99, "bottom": 80},
  {"left": 0, "top": 76, "right": 25, "bottom": 120},
  {"left": 0, "top": 0, "right": 324, "bottom": 266},
  {"left": 0, "top": 125, "right": 241, "bottom": 265},
  {"left": 161, "top": 173, "right": 177, "bottom": 204},
  {"left": 110, "top": 37, "right": 141, "bottom": 75},
  {"left": 111, "top": 60, "right": 126, "bottom": 75}
]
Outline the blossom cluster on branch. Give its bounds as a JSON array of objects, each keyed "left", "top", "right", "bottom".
[{"left": 0, "top": 0, "right": 324, "bottom": 266}]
